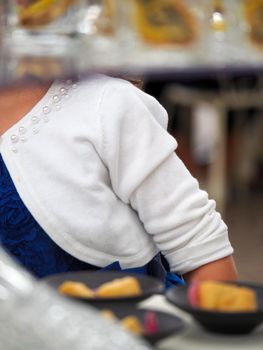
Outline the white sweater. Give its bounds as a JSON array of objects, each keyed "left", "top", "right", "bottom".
[{"left": 0, "top": 74, "right": 233, "bottom": 274}]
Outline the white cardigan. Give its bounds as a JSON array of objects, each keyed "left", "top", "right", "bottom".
[{"left": 0, "top": 74, "right": 233, "bottom": 274}]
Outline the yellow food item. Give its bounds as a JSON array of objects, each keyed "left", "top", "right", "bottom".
[
  {"left": 96, "top": 277, "right": 142, "bottom": 298},
  {"left": 244, "top": 0, "right": 263, "bottom": 46},
  {"left": 58, "top": 281, "right": 95, "bottom": 298},
  {"left": 121, "top": 316, "right": 144, "bottom": 335},
  {"left": 198, "top": 281, "right": 257, "bottom": 312},
  {"left": 58, "top": 276, "right": 142, "bottom": 298},
  {"left": 100, "top": 310, "right": 144, "bottom": 336},
  {"left": 132, "top": 0, "right": 197, "bottom": 46},
  {"left": 100, "top": 309, "right": 117, "bottom": 321},
  {"left": 18, "top": 0, "right": 79, "bottom": 27},
  {"left": 96, "top": 0, "right": 116, "bottom": 35}
]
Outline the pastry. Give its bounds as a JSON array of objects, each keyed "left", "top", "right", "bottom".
[
  {"left": 100, "top": 310, "right": 144, "bottom": 336},
  {"left": 17, "top": 0, "right": 79, "bottom": 27},
  {"left": 132, "top": 0, "right": 197, "bottom": 46},
  {"left": 96, "top": 276, "right": 142, "bottom": 298},
  {"left": 188, "top": 280, "right": 258, "bottom": 312},
  {"left": 58, "top": 276, "right": 142, "bottom": 298},
  {"left": 121, "top": 316, "right": 144, "bottom": 335},
  {"left": 100, "top": 309, "right": 117, "bottom": 321},
  {"left": 58, "top": 280, "right": 95, "bottom": 298}
]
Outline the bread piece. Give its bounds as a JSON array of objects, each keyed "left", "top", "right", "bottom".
[
  {"left": 58, "top": 281, "right": 95, "bottom": 298},
  {"left": 198, "top": 281, "right": 257, "bottom": 312},
  {"left": 95, "top": 276, "right": 142, "bottom": 298},
  {"left": 100, "top": 309, "right": 117, "bottom": 321},
  {"left": 133, "top": 0, "right": 197, "bottom": 46},
  {"left": 121, "top": 316, "right": 144, "bottom": 335},
  {"left": 19, "top": 0, "right": 78, "bottom": 27},
  {"left": 101, "top": 310, "right": 144, "bottom": 336}
]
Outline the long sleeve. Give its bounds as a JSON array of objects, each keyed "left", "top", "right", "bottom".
[{"left": 99, "top": 79, "right": 233, "bottom": 275}]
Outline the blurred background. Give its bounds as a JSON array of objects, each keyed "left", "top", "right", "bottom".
[
  {"left": 1, "top": 0, "right": 263, "bottom": 283},
  {"left": 1, "top": 1, "right": 263, "bottom": 348}
]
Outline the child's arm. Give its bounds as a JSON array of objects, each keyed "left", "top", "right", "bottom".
[
  {"left": 183, "top": 256, "right": 237, "bottom": 283},
  {"left": 99, "top": 79, "right": 236, "bottom": 279}
]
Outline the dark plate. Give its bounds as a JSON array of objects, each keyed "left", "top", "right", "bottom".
[
  {"left": 166, "top": 281, "right": 263, "bottom": 334},
  {"left": 43, "top": 270, "right": 164, "bottom": 309},
  {"left": 102, "top": 307, "right": 185, "bottom": 345}
]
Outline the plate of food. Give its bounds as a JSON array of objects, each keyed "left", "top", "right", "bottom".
[
  {"left": 166, "top": 280, "right": 263, "bottom": 334},
  {"left": 99, "top": 307, "right": 185, "bottom": 344},
  {"left": 43, "top": 270, "right": 164, "bottom": 309}
]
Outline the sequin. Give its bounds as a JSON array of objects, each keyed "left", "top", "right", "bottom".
[
  {"left": 11, "top": 135, "right": 19, "bottom": 143},
  {"left": 43, "top": 106, "right": 51, "bottom": 114},
  {"left": 60, "top": 87, "right": 67, "bottom": 95},
  {"left": 9, "top": 80, "right": 78, "bottom": 153},
  {"left": 19, "top": 126, "right": 27, "bottom": 134},
  {"left": 31, "top": 116, "right": 40, "bottom": 124},
  {"left": 52, "top": 95, "right": 60, "bottom": 104},
  {"left": 32, "top": 128, "right": 39, "bottom": 134}
]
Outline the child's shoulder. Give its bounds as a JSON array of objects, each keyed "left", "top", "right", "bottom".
[
  {"left": 77, "top": 73, "right": 134, "bottom": 93},
  {"left": 69, "top": 74, "right": 136, "bottom": 108},
  {"left": 68, "top": 74, "right": 168, "bottom": 128},
  {"left": 73, "top": 73, "right": 150, "bottom": 109},
  {"left": 79, "top": 74, "right": 161, "bottom": 107}
]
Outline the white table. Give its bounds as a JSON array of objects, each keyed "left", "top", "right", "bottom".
[{"left": 139, "top": 295, "right": 263, "bottom": 350}]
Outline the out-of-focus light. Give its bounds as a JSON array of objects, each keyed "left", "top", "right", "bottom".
[{"left": 211, "top": 11, "right": 226, "bottom": 31}]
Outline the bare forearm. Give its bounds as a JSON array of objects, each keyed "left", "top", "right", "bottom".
[{"left": 183, "top": 256, "right": 238, "bottom": 283}]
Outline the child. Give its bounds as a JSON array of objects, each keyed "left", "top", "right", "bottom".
[{"left": 0, "top": 74, "right": 237, "bottom": 284}]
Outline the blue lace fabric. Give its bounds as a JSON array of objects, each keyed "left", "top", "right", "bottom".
[
  {"left": 0, "top": 154, "right": 97, "bottom": 278},
  {"left": 0, "top": 154, "right": 185, "bottom": 286}
]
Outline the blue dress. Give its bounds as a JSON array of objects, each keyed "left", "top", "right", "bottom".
[{"left": 0, "top": 154, "right": 184, "bottom": 287}]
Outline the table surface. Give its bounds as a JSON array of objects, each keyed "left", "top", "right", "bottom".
[{"left": 139, "top": 295, "right": 263, "bottom": 350}]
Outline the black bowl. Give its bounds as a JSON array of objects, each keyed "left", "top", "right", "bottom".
[
  {"left": 166, "top": 281, "right": 263, "bottom": 334},
  {"left": 43, "top": 270, "right": 164, "bottom": 309},
  {"left": 107, "top": 307, "right": 185, "bottom": 345}
]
